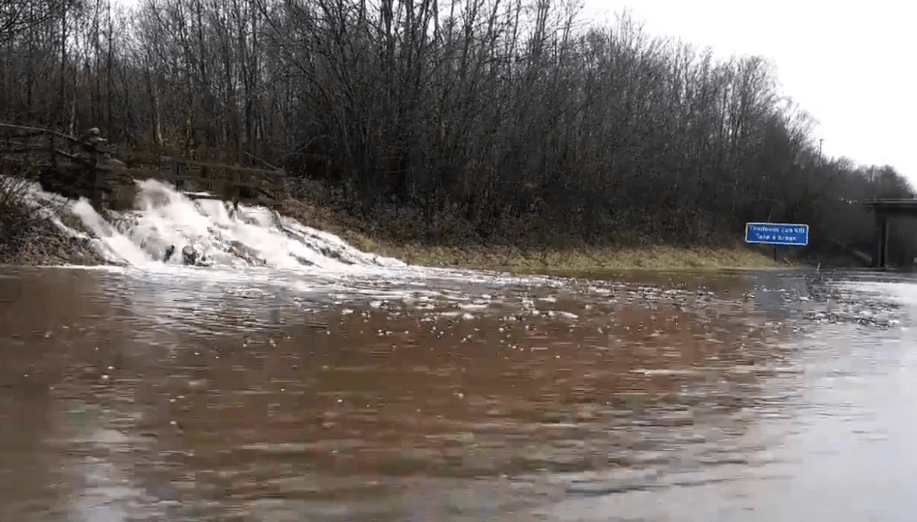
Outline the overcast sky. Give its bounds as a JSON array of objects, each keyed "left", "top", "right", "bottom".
[
  {"left": 582, "top": 0, "right": 917, "bottom": 185},
  {"left": 114, "top": 0, "right": 915, "bottom": 185}
]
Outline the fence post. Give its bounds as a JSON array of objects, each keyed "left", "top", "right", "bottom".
[
  {"left": 48, "top": 133, "right": 56, "bottom": 168},
  {"left": 89, "top": 146, "right": 100, "bottom": 206}
]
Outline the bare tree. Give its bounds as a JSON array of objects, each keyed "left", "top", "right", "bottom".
[{"left": 2, "top": 0, "right": 914, "bottom": 263}]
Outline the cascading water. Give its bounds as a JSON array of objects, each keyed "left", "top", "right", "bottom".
[
  {"left": 19, "top": 177, "right": 406, "bottom": 272},
  {"left": 11, "top": 174, "right": 561, "bottom": 300}
]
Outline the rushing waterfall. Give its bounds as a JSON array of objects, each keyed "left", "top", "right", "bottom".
[
  {"left": 19, "top": 177, "right": 406, "bottom": 272},
  {"left": 11, "top": 175, "right": 566, "bottom": 300}
]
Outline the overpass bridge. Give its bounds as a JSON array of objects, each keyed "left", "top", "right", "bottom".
[{"left": 862, "top": 199, "right": 917, "bottom": 268}]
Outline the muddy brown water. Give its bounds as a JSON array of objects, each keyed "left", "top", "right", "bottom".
[{"left": 1, "top": 265, "right": 916, "bottom": 521}]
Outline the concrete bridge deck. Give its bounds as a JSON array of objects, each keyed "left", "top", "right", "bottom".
[{"left": 862, "top": 199, "right": 917, "bottom": 268}]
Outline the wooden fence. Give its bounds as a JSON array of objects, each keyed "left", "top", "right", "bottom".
[{"left": 0, "top": 123, "right": 288, "bottom": 210}]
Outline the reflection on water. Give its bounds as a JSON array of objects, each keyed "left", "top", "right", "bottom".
[{"left": 1, "top": 266, "right": 916, "bottom": 521}]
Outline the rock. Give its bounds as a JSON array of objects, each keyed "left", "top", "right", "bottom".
[
  {"left": 164, "top": 245, "right": 175, "bottom": 262},
  {"left": 182, "top": 244, "right": 199, "bottom": 265},
  {"left": 79, "top": 127, "right": 103, "bottom": 144},
  {"left": 181, "top": 243, "right": 213, "bottom": 266},
  {"left": 228, "top": 240, "right": 266, "bottom": 266}
]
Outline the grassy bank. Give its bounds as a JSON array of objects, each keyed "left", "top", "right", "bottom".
[
  {"left": 353, "top": 241, "right": 793, "bottom": 273},
  {"left": 0, "top": 176, "right": 107, "bottom": 266},
  {"left": 278, "top": 198, "right": 795, "bottom": 273},
  {"left": 0, "top": 181, "right": 797, "bottom": 271}
]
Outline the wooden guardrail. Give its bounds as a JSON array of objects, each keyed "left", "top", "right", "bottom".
[{"left": 0, "top": 124, "right": 288, "bottom": 210}]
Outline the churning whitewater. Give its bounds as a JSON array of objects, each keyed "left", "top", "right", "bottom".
[
  {"left": 31, "top": 178, "right": 406, "bottom": 272},
  {"left": 14, "top": 175, "right": 564, "bottom": 298}
]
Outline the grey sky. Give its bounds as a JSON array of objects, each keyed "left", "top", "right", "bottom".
[
  {"left": 584, "top": 0, "right": 917, "bottom": 185},
  {"left": 113, "top": 0, "right": 916, "bottom": 185}
]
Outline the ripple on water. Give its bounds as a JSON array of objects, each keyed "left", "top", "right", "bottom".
[{"left": 2, "top": 268, "right": 917, "bottom": 521}]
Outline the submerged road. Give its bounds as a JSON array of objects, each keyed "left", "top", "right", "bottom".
[{"left": 0, "top": 265, "right": 915, "bottom": 521}]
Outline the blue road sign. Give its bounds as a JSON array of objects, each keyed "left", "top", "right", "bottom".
[{"left": 745, "top": 222, "right": 809, "bottom": 246}]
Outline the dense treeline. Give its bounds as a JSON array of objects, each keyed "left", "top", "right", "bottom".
[{"left": 2, "top": 0, "right": 915, "bottom": 264}]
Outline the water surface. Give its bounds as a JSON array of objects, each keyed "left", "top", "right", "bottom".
[{"left": 1, "top": 266, "right": 915, "bottom": 521}]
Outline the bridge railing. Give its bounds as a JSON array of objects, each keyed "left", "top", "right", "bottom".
[
  {"left": 0, "top": 124, "right": 112, "bottom": 202},
  {"left": 110, "top": 146, "right": 287, "bottom": 204},
  {"left": 2, "top": 124, "right": 289, "bottom": 208}
]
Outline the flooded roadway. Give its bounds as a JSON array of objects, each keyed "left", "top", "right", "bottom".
[{"left": 1, "top": 266, "right": 916, "bottom": 521}]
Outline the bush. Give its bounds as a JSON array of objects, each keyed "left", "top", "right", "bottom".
[{"left": 0, "top": 175, "right": 105, "bottom": 265}]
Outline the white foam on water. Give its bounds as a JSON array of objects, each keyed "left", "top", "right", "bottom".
[
  {"left": 841, "top": 280, "right": 917, "bottom": 307},
  {"left": 5, "top": 176, "right": 121, "bottom": 265},
  {"left": 71, "top": 198, "right": 154, "bottom": 266},
  {"left": 49, "top": 178, "right": 410, "bottom": 274},
  {"left": 6, "top": 174, "right": 570, "bottom": 297}
]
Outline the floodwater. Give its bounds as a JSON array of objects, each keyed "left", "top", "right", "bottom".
[{"left": 1, "top": 265, "right": 916, "bottom": 521}]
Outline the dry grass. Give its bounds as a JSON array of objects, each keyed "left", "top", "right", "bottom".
[
  {"left": 0, "top": 176, "right": 791, "bottom": 270},
  {"left": 276, "top": 196, "right": 793, "bottom": 273},
  {"left": 377, "top": 244, "right": 788, "bottom": 273},
  {"left": 0, "top": 175, "right": 107, "bottom": 266}
]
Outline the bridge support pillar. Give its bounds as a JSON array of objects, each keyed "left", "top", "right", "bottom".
[{"left": 876, "top": 214, "right": 889, "bottom": 268}]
